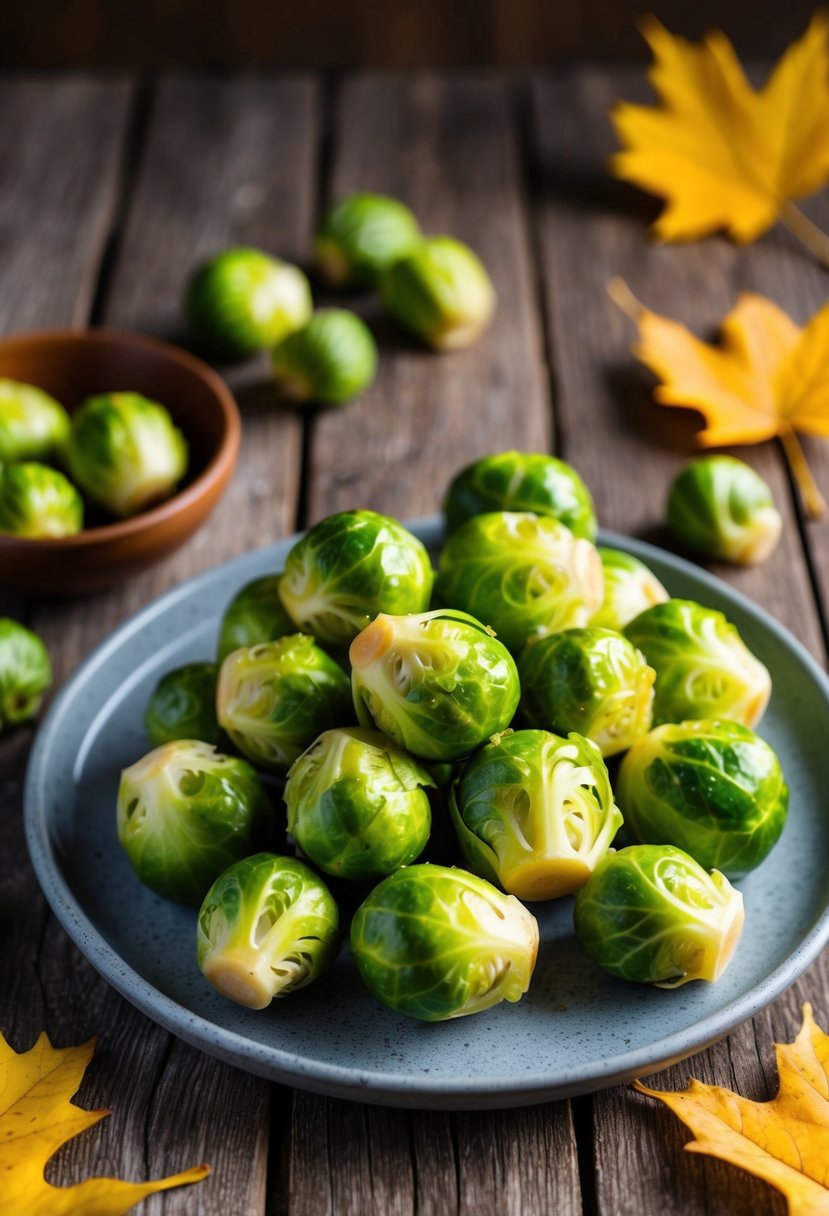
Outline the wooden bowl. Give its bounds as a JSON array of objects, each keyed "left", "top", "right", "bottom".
[{"left": 0, "top": 329, "right": 241, "bottom": 594}]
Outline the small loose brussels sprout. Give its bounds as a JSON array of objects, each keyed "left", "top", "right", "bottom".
[
  {"left": 518, "top": 628, "right": 655, "bottom": 757},
  {"left": 592, "top": 547, "right": 669, "bottom": 631},
  {"left": 117, "top": 740, "right": 272, "bottom": 905},
  {"left": 624, "top": 599, "right": 771, "bottom": 729},
  {"left": 0, "top": 618, "right": 52, "bottom": 730},
  {"left": 0, "top": 380, "right": 70, "bottom": 464},
  {"left": 350, "top": 610, "right": 520, "bottom": 762},
  {"left": 434, "top": 512, "right": 604, "bottom": 654},
  {"left": 0, "top": 462, "right": 83, "bottom": 538},
  {"left": 145, "top": 662, "right": 220, "bottom": 748},
  {"left": 279, "top": 510, "right": 434, "bottom": 646},
  {"left": 315, "top": 193, "right": 422, "bottom": 288},
  {"left": 667, "top": 456, "right": 782, "bottom": 565},
  {"left": 272, "top": 309, "right": 377, "bottom": 406},
  {"left": 381, "top": 237, "right": 496, "bottom": 351},
  {"left": 186, "top": 247, "right": 313, "bottom": 360},
  {"left": 574, "top": 844, "right": 744, "bottom": 987},
  {"left": 444, "top": 451, "right": 597, "bottom": 540},
  {"left": 217, "top": 575, "right": 295, "bottom": 663},
  {"left": 198, "top": 853, "right": 339, "bottom": 1009},
  {"left": 216, "top": 636, "right": 353, "bottom": 771},
  {"left": 67, "top": 392, "right": 188, "bottom": 517},
  {"left": 351, "top": 863, "right": 538, "bottom": 1021}
]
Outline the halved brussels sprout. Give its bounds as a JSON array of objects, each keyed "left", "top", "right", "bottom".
[
  {"left": 0, "top": 462, "right": 83, "bottom": 538},
  {"left": 314, "top": 193, "right": 422, "bottom": 288},
  {"left": 272, "top": 309, "right": 377, "bottom": 405},
  {"left": 279, "top": 510, "right": 434, "bottom": 646},
  {"left": 350, "top": 863, "right": 538, "bottom": 1020},
  {"left": 350, "top": 609, "right": 520, "bottom": 762},
  {"left": 434, "top": 512, "right": 604, "bottom": 654},
  {"left": 217, "top": 575, "right": 295, "bottom": 663},
  {"left": 117, "top": 740, "right": 272, "bottom": 905},
  {"left": 624, "top": 599, "right": 771, "bottom": 728},
  {"left": 667, "top": 456, "right": 782, "bottom": 565},
  {"left": 0, "top": 618, "right": 51, "bottom": 730},
  {"left": 573, "top": 844, "right": 744, "bottom": 987},
  {"left": 145, "top": 662, "right": 221, "bottom": 748},
  {"left": 592, "top": 547, "right": 669, "bottom": 631},
  {"left": 197, "top": 853, "right": 339, "bottom": 1009},
  {"left": 444, "top": 451, "right": 597, "bottom": 540},
  {"left": 0, "top": 380, "right": 70, "bottom": 463},
  {"left": 381, "top": 237, "right": 496, "bottom": 351}
]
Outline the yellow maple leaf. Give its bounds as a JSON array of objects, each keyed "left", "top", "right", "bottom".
[
  {"left": 635, "top": 1004, "right": 829, "bottom": 1215},
  {"left": 0, "top": 1030, "right": 210, "bottom": 1215}
]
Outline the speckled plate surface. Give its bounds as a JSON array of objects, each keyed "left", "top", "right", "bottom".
[{"left": 24, "top": 519, "right": 829, "bottom": 1109}]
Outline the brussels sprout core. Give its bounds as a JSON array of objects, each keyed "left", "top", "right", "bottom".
[
  {"left": 0, "top": 462, "right": 83, "bottom": 538},
  {"left": 667, "top": 456, "right": 783, "bottom": 565},
  {"left": 0, "top": 618, "right": 52, "bottom": 730},
  {"left": 0, "top": 380, "right": 71, "bottom": 463}
]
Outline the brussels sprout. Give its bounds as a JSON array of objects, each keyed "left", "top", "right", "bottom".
[
  {"left": 434, "top": 512, "right": 604, "bottom": 654},
  {"left": 518, "top": 628, "right": 655, "bottom": 757},
  {"left": 0, "top": 618, "right": 51, "bottom": 730},
  {"left": 444, "top": 451, "right": 597, "bottom": 540},
  {"left": 145, "top": 662, "right": 220, "bottom": 748},
  {"left": 197, "top": 853, "right": 339, "bottom": 1009},
  {"left": 0, "top": 462, "right": 83, "bottom": 538},
  {"left": 216, "top": 635, "right": 353, "bottom": 771},
  {"left": 67, "top": 393, "right": 187, "bottom": 518},
  {"left": 381, "top": 237, "right": 496, "bottom": 351},
  {"left": 279, "top": 510, "right": 434, "bottom": 646},
  {"left": 618, "top": 720, "right": 788, "bottom": 877},
  {"left": 573, "top": 844, "right": 744, "bottom": 987},
  {"left": 285, "top": 727, "right": 433, "bottom": 881},
  {"left": 186, "top": 247, "right": 313, "bottom": 360},
  {"left": 217, "top": 575, "right": 295, "bottom": 663},
  {"left": 117, "top": 740, "right": 272, "bottom": 904},
  {"left": 592, "top": 547, "right": 669, "bottom": 631},
  {"left": 314, "top": 193, "right": 422, "bottom": 288},
  {"left": 667, "top": 456, "right": 782, "bottom": 565},
  {"left": 350, "top": 863, "right": 538, "bottom": 1020},
  {"left": 0, "top": 380, "right": 70, "bottom": 464},
  {"left": 350, "top": 609, "right": 520, "bottom": 762},
  {"left": 624, "top": 599, "right": 771, "bottom": 728},
  {"left": 272, "top": 310, "right": 377, "bottom": 406}
]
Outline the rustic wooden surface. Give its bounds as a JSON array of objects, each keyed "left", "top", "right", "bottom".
[{"left": 1, "top": 70, "right": 827, "bottom": 1215}]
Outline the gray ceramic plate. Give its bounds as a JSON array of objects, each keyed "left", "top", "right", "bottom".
[{"left": 25, "top": 519, "right": 829, "bottom": 1110}]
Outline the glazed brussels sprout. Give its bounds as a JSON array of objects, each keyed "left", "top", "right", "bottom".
[
  {"left": 197, "top": 853, "right": 339, "bottom": 1009},
  {"left": 592, "top": 547, "right": 669, "bottom": 632},
  {"left": 350, "top": 609, "right": 520, "bottom": 762},
  {"left": 285, "top": 727, "right": 433, "bottom": 881},
  {"left": 434, "top": 512, "right": 604, "bottom": 654},
  {"left": 624, "top": 599, "right": 771, "bottom": 728},
  {"left": 216, "top": 635, "right": 353, "bottom": 771},
  {"left": 117, "top": 740, "right": 272, "bottom": 905},
  {"left": 186, "top": 247, "right": 313, "bottom": 360},
  {"left": 574, "top": 844, "right": 744, "bottom": 987},
  {"left": 381, "top": 237, "right": 496, "bottom": 351},
  {"left": 518, "top": 628, "right": 655, "bottom": 757},
  {"left": 217, "top": 575, "right": 295, "bottom": 663},
  {"left": 350, "top": 863, "right": 539, "bottom": 1020},
  {"left": 0, "top": 462, "right": 83, "bottom": 538},
  {"left": 67, "top": 392, "right": 188, "bottom": 517},
  {"left": 444, "top": 451, "right": 597, "bottom": 541},
  {"left": 667, "top": 456, "right": 782, "bottom": 565},
  {"left": 314, "top": 193, "right": 422, "bottom": 288},
  {"left": 0, "top": 380, "right": 70, "bottom": 463},
  {"left": 272, "top": 309, "right": 377, "bottom": 406},
  {"left": 618, "top": 720, "right": 788, "bottom": 877},
  {"left": 145, "top": 662, "right": 221, "bottom": 748},
  {"left": 279, "top": 510, "right": 434, "bottom": 646},
  {"left": 0, "top": 618, "right": 51, "bottom": 730},
  {"left": 450, "top": 729, "right": 622, "bottom": 900}
]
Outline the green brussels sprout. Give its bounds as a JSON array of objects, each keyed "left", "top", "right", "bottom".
[
  {"left": 145, "top": 662, "right": 221, "bottom": 748},
  {"left": 450, "top": 729, "right": 622, "bottom": 900},
  {"left": 350, "top": 863, "right": 538, "bottom": 1021},
  {"left": 279, "top": 510, "right": 434, "bottom": 646},
  {"left": 350, "top": 609, "right": 520, "bottom": 762},
  {"left": 434, "top": 512, "right": 604, "bottom": 654},
  {"left": 618, "top": 720, "right": 788, "bottom": 878},
  {"left": 314, "top": 193, "right": 422, "bottom": 288},
  {"left": 624, "top": 599, "right": 771, "bottom": 729},
  {"left": 67, "top": 392, "right": 188, "bottom": 517},
  {"left": 217, "top": 575, "right": 295, "bottom": 663},
  {"left": 573, "top": 844, "right": 744, "bottom": 987},
  {"left": 0, "top": 380, "right": 71, "bottom": 464},
  {"left": 518, "top": 628, "right": 655, "bottom": 757},
  {"left": 0, "top": 618, "right": 52, "bottom": 730},
  {"left": 285, "top": 727, "right": 433, "bottom": 881},
  {"left": 592, "top": 547, "right": 669, "bottom": 631},
  {"left": 381, "top": 236, "right": 496, "bottom": 351},
  {"left": 117, "top": 740, "right": 272, "bottom": 905},
  {"left": 667, "top": 456, "right": 782, "bottom": 565},
  {"left": 186, "top": 247, "right": 313, "bottom": 360},
  {"left": 197, "top": 853, "right": 339, "bottom": 1009},
  {"left": 0, "top": 462, "right": 83, "bottom": 538},
  {"left": 272, "top": 309, "right": 377, "bottom": 406},
  {"left": 216, "top": 635, "right": 353, "bottom": 771},
  {"left": 444, "top": 451, "right": 597, "bottom": 540}
]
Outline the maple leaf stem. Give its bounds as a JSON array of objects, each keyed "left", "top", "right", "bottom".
[
  {"left": 779, "top": 203, "right": 829, "bottom": 271},
  {"left": 779, "top": 426, "right": 827, "bottom": 520},
  {"left": 607, "top": 277, "right": 646, "bottom": 323}
]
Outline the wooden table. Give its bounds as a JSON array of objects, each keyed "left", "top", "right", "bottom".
[{"left": 2, "top": 69, "right": 827, "bottom": 1216}]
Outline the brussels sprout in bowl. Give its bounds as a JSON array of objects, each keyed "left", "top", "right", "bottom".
[{"left": 444, "top": 451, "right": 596, "bottom": 540}]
